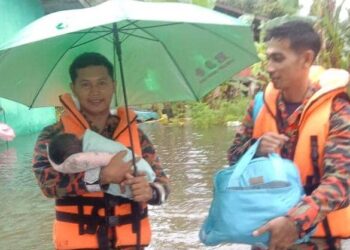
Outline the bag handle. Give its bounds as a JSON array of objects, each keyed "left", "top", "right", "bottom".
[
  {"left": 227, "top": 139, "right": 261, "bottom": 186},
  {"left": 228, "top": 139, "right": 287, "bottom": 187}
]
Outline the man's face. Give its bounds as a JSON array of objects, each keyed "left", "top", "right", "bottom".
[
  {"left": 266, "top": 38, "right": 306, "bottom": 91},
  {"left": 71, "top": 65, "right": 115, "bottom": 116}
]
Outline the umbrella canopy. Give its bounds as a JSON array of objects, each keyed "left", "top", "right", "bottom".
[{"left": 0, "top": 0, "right": 258, "bottom": 108}]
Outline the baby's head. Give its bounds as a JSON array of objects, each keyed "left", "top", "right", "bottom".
[{"left": 48, "top": 133, "right": 82, "bottom": 164}]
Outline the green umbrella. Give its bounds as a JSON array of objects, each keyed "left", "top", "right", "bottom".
[{"left": 0, "top": 0, "right": 258, "bottom": 108}]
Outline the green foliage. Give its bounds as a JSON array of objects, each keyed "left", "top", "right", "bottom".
[
  {"left": 310, "top": 0, "right": 350, "bottom": 70},
  {"left": 259, "top": 15, "right": 316, "bottom": 36},
  {"left": 216, "top": 99, "right": 250, "bottom": 122},
  {"left": 277, "top": 0, "right": 299, "bottom": 14},
  {"left": 260, "top": 1, "right": 289, "bottom": 18},
  {"left": 192, "top": 0, "right": 217, "bottom": 8},
  {"left": 189, "top": 97, "right": 249, "bottom": 128},
  {"left": 189, "top": 102, "right": 218, "bottom": 128},
  {"left": 251, "top": 10, "right": 350, "bottom": 85},
  {"left": 145, "top": 0, "right": 216, "bottom": 9},
  {"left": 250, "top": 42, "right": 269, "bottom": 86},
  {"left": 203, "top": 80, "right": 249, "bottom": 108},
  {"left": 219, "top": 0, "right": 299, "bottom": 19}
]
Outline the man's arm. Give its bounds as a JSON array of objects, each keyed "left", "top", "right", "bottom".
[
  {"left": 252, "top": 95, "right": 350, "bottom": 249},
  {"left": 32, "top": 123, "right": 88, "bottom": 198},
  {"left": 227, "top": 100, "right": 255, "bottom": 165},
  {"left": 287, "top": 95, "right": 350, "bottom": 234},
  {"left": 138, "top": 128, "right": 170, "bottom": 205}
]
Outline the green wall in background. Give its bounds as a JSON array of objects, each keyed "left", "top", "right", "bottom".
[
  {"left": 0, "top": 0, "right": 56, "bottom": 136},
  {"left": 0, "top": 99, "right": 56, "bottom": 136}
]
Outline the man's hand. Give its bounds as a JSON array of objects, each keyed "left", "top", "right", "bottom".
[
  {"left": 122, "top": 172, "right": 152, "bottom": 203},
  {"left": 99, "top": 151, "right": 133, "bottom": 185},
  {"left": 253, "top": 216, "right": 298, "bottom": 250},
  {"left": 256, "top": 132, "right": 289, "bottom": 157}
]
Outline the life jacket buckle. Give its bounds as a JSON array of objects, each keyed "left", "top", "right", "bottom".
[
  {"left": 84, "top": 223, "right": 98, "bottom": 234},
  {"left": 108, "top": 215, "right": 119, "bottom": 227}
]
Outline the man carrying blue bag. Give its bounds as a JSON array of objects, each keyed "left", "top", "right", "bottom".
[
  {"left": 205, "top": 21, "right": 350, "bottom": 250},
  {"left": 200, "top": 138, "right": 306, "bottom": 248}
]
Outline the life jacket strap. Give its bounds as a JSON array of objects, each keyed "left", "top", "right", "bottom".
[
  {"left": 304, "top": 136, "right": 336, "bottom": 250},
  {"left": 55, "top": 208, "right": 148, "bottom": 230},
  {"left": 56, "top": 196, "right": 147, "bottom": 250},
  {"left": 56, "top": 196, "right": 131, "bottom": 206}
]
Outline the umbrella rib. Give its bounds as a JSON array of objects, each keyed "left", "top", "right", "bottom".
[
  {"left": 73, "top": 30, "right": 111, "bottom": 34},
  {"left": 121, "top": 22, "right": 182, "bottom": 31},
  {"left": 118, "top": 31, "right": 158, "bottom": 42},
  {"left": 118, "top": 25, "right": 140, "bottom": 44},
  {"left": 116, "top": 21, "right": 183, "bottom": 45},
  {"left": 102, "top": 24, "right": 160, "bottom": 46},
  {"left": 101, "top": 25, "right": 113, "bottom": 31},
  {"left": 73, "top": 25, "right": 112, "bottom": 35},
  {"left": 104, "top": 32, "right": 155, "bottom": 45},
  {"left": 130, "top": 22, "right": 199, "bottom": 101},
  {"left": 191, "top": 23, "right": 258, "bottom": 59},
  {"left": 71, "top": 31, "right": 112, "bottom": 48},
  {"left": 0, "top": 50, "right": 11, "bottom": 66},
  {"left": 0, "top": 49, "right": 11, "bottom": 58},
  {"left": 119, "top": 20, "right": 139, "bottom": 30},
  {"left": 117, "top": 21, "right": 156, "bottom": 44},
  {"left": 29, "top": 28, "right": 96, "bottom": 107}
]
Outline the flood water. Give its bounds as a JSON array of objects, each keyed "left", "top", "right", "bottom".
[{"left": 0, "top": 123, "right": 250, "bottom": 250}]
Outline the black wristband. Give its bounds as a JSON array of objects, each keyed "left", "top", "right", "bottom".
[{"left": 148, "top": 185, "right": 160, "bottom": 205}]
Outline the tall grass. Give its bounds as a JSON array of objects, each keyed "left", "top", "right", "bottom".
[{"left": 189, "top": 97, "right": 250, "bottom": 128}]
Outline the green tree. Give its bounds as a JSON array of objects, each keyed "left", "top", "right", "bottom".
[
  {"left": 217, "top": 0, "right": 299, "bottom": 18},
  {"left": 310, "top": 0, "right": 349, "bottom": 70},
  {"left": 145, "top": 0, "right": 216, "bottom": 9}
]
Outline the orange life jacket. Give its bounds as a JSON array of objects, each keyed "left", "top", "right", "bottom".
[
  {"left": 252, "top": 69, "right": 350, "bottom": 238},
  {"left": 53, "top": 93, "right": 151, "bottom": 249}
]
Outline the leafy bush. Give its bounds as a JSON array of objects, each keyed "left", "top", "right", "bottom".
[
  {"left": 189, "top": 102, "right": 218, "bottom": 128},
  {"left": 189, "top": 97, "right": 249, "bottom": 128}
]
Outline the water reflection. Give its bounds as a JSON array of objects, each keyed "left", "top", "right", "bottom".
[
  {"left": 142, "top": 123, "right": 250, "bottom": 250},
  {"left": 0, "top": 123, "right": 249, "bottom": 250},
  {"left": 0, "top": 133, "right": 54, "bottom": 250}
]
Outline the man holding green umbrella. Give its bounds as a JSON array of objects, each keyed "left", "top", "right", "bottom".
[
  {"left": 0, "top": 0, "right": 258, "bottom": 248},
  {"left": 33, "top": 52, "right": 170, "bottom": 250}
]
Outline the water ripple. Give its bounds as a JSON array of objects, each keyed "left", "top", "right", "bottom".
[{"left": 0, "top": 125, "right": 252, "bottom": 250}]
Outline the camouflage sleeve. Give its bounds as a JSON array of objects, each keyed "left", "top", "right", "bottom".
[
  {"left": 32, "top": 122, "right": 88, "bottom": 198},
  {"left": 287, "top": 95, "right": 350, "bottom": 234},
  {"left": 227, "top": 99, "right": 255, "bottom": 165},
  {"left": 138, "top": 128, "right": 170, "bottom": 204}
]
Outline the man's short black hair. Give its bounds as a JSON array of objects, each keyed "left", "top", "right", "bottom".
[
  {"left": 265, "top": 21, "right": 321, "bottom": 60},
  {"left": 69, "top": 52, "right": 114, "bottom": 82}
]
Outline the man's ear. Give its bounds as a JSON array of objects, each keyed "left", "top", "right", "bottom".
[
  {"left": 110, "top": 81, "right": 117, "bottom": 108},
  {"left": 70, "top": 82, "right": 76, "bottom": 95},
  {"left": 70, "top": 83, "right": 81, "bottom": 110},
  {"left": 301, "top": 49, "right": 315, "bottom": 68}
]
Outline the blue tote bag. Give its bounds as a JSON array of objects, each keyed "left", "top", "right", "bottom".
[{"left": 199, "top": 139, "right": 304, "bottom": 247}]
